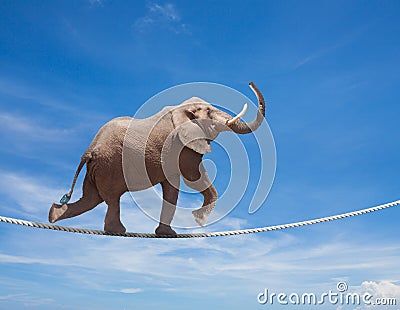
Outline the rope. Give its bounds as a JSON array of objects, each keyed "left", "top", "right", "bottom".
[{"left": 0, "top": 199, "right": 399, "bottom": 238}]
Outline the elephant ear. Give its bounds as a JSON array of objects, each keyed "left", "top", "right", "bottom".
[{"left": 171, "top": 108, "right": 211, "bottom": 155}]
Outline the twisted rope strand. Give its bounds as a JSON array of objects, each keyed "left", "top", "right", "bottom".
[{"left": 0, "top": 199, "right": 399, "bottom": 238}]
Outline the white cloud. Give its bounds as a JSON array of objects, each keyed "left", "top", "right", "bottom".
[
  {"left": 0, "top": 76, "right": 74, "bottom": 112},
  {"left": 0, "top": 111, "right": 83, "bottom": 166},
  {"left": 134, "top": 2, "right": 190, "bottom": 34},
  {"left": 0, "top": 170, "right": 399, "bottom": 300},
  {"left": 0, "top": 294, "right": 26, "bottom": 301},
  {"left": 0, "top": 292, "right": 53, "bottom": 306},
  {"left": 88, "top": 0, "right": 104, "bottom": 6},
  {"left": 358, "top": 280, "right": 400, "bottom": 298},
  {"left": 0, "top": 113, "right": 72, "bottom": 143},
  {"left": 2, "top": 223, "right": 399, "bottom": 295},
  {"left": 0, "top": 253, "right": 61, "bottom": 266},
  {"left": 348, "top": 280, "right": 400, "bottom": 309},
  {"left": 1, "top": 216, "right": 400, "bottom": 302},
  {"left": 0, "top": 172, "right": 66, "bottom": 218},
  {"left": 0, "top": 75, "right": 107, "bottom": 124},
  {"left": 117, "top": 288, "right": 144, "bottom": 294}
]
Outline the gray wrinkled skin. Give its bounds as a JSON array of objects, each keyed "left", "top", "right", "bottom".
[{"left": 49, "top": 83, "right": 265, "bottom": 236}]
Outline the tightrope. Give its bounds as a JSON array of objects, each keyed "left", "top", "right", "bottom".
[{"left": 0, "top": 199, "right": 399, "bottom": 238}]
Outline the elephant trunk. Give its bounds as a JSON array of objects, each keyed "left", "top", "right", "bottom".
[{"left": 227, "top": 82, "right": 265, "bottom": 134}]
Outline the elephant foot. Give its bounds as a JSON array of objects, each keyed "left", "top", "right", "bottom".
[
  {"left": 104, "top": 221, "right": 126, "bottom": 234},
  {"left": 155, "top": 223, "right": 177, "bottom": 236},
  {"left": 49, "top": 203, "right": 68, "bottom": 223},
  {"left": 192, "top": 208, "right": 210, "bottom": 227}
]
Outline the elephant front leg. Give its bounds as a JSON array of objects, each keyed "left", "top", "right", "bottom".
[
  {"left": 182, "top": 163, "right": 218, "bottom": 227},
  {"left": 192, "top": 185, "right": 218, "bottom": 227},
  {"left": 155, "top": 178, "right": 179, "bottom": 236}
]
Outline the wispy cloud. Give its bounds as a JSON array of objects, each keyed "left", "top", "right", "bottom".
[
  {"left": 293, "top": 25, "right": 370, "bottom": 70},
  {"left": 0, "top": 113, "right": 72, "bottom": 143},
  {"left": 88, "top": 0, "right": 104, "bottom": 7},
  {"left": 0, "top": 75, "right": 107, "bottom": 122},
  {"left": 293, "top": 44, "right": 340, "bottom": 70},
  {"left": 1, "top": 231, "right": 400, "bottom": 299},
  {"left": 294, "top": 54, "right": 318, "bottom": 69},
  {"left": 0, "top": 293, "right": 53, "bottom": 307},
  {"left": 0, "top": 253, "right": 61, "bottom": 266},
  {"left": 0, "top": 76, "right": 75, "bottom": 112},
  {"left": 0, "top": 112, "right": 79, "bottom": 166},
  {"left": 114, "top": 288, "right": 144, "bottom": 294},
  {"left": 134, "top": 2, "right": 190, "bottom": 34},
  {"left": 0, "top": 172, "right": 66, "bottom": 219},
  {"left": 0, "top": 294, "right": 26, "bottom": 301},
  {"left": 0, "top": 171, "right": 398, "bottom": 303}
]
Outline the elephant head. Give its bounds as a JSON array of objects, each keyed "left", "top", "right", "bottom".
[{"left": 169, "top": 82, "right": 265, "bottom": 155}]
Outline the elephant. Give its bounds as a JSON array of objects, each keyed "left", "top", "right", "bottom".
[{"left": 49, "top": 82, "right": 266, "bottom": 236}]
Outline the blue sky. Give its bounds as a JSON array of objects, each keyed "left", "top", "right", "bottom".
[{"left": 0, "top": 0, "right": 400, "bottom": 309}]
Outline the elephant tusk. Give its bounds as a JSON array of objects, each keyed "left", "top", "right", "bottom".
[{"left": 226, "top": 103, "right": 248, "bottom": 126}]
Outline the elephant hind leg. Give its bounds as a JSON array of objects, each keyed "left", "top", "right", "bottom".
[
  {"left": 103, "top": 198, "right": 126, "bottom": 234},
  {"left": 49, "top": 174, "right": 103, "bottom": 223}
]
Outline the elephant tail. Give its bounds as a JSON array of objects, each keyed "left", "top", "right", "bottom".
[{"left": 59, "top": 155, "right": 89, "bottom": 204}]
